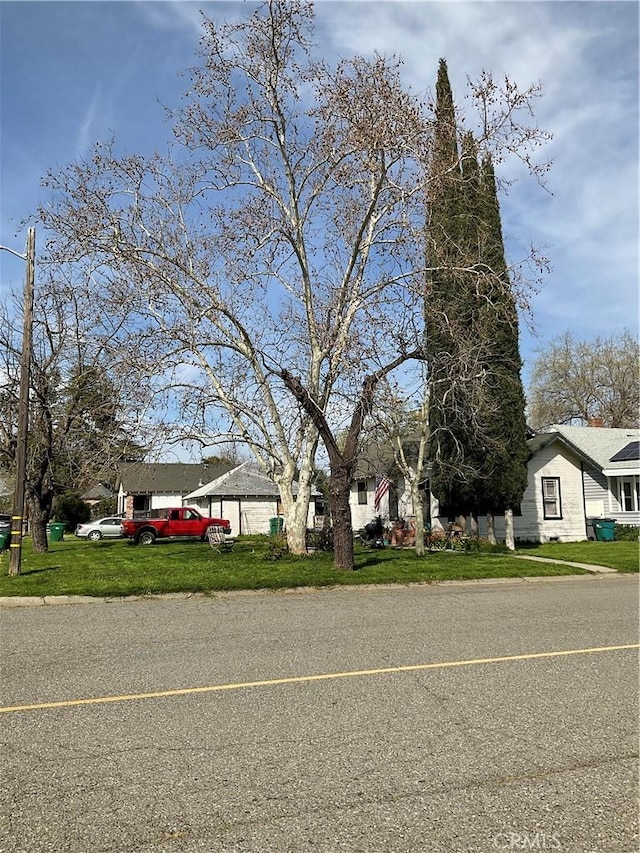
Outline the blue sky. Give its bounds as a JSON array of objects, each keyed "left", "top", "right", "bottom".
[{"left": 1, "top": 0, "right": 638, "bottom": 388}]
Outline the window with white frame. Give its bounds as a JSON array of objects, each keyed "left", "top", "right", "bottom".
[
  {"left": 617, "top": 477, "right": 639, "bottom": 512},
  {"left": 542, "top": 477, "right": 562, "bottom": 519},
  {"left": 357, "top": 480, "right": 368, "bottom": 505}
]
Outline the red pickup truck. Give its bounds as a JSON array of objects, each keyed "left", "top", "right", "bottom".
[{"left": 122, "top": 507, "right": 231, "bottom": 545}]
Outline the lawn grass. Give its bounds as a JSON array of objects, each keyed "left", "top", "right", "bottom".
[
  {"left": 517, "top": 540, "right": 639, "bottom": 573},
  {"left": 2, "top": 535, "right": 630, "bottom": 599}
]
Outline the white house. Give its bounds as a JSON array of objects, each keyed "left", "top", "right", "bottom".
[
  {"left": 349, "top": 438, "right": 431, "bottom": 534},
  {"left": 348, "top": 425, "right": 640, "bottom": 544},
  {"left": 183, "top": 461, "right": 323, "bottom": 536},
  {"left": 499, "top": 425, "right": 640, "bottom": 543}
]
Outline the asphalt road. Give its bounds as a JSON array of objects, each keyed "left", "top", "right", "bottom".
[{"left": 1, "top": 575, "right": 638, "bottom": 853}]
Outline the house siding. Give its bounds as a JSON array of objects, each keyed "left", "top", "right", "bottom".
[
  {"left": 118, "top": 488, "right": 188, "bottom": 516},
  {"left": 520, "top": 445, "right": 587, "bottom": 542},
  {"left": 153, "top": 493, "right": 184, "bottom": 510},
  {"left": 476, "top": 442, "right": 587, "bottom": 543},
  {"left": 583, "top": 467, "right": 640, "bottom": 527},
  {"left": 187, "top": 495, "right": 309, "bottom": 536},
  {"left": 350, "top": 477, "right": 395, "bottom": 530},
  {"left": 349, "top": 476, "right": 424, "bottom": 532},
  {"left": 583, "top": 469, "right": 607, "bottom": 518},
  {"left": 184, "top": 496, "right": 209, "bottom": 515},
  {"left": 613, "top": 509, "right": 640, "bottom": 526},
  {"left": 351, "top": 478, "right": 375, "bottom": 531},
  {"left": 350, "top": 427, "right": 639, "bottom": 546}
]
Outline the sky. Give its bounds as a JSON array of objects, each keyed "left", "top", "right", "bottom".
[{"left": 1, "top": 0, "right": 638, "bottom": 393}]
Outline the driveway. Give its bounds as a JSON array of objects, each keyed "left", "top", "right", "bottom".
[{"left": 1, "top": 575, "right": 638, "bottom": 852}]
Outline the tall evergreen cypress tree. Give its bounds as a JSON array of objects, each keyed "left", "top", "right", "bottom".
[
  {"left": 426, "top": 63, "right": 482, "bottom": 518},
  {"left": 475, "top": 155, "right": 528, "bottom": 522},
  {"left": 456, "top": 130, "right": 492, "bottom": 504},
  {"left": 426, "top": 59, "right": 462, "bottom": 309},
  {"left": 425, "top": 59, "right": 463, "bottom": 515},
  {"left": 426, "top": 62, "right": 528, "bottom": 543}
]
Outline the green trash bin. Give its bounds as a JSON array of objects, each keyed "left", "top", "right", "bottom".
[
  {"left": 47, "top": 522, "right": 66, "bottom": 542},
  {"left": 0, "top": 530, "right": 10, "bottom": 551},
  {"left": 592, "top": 519, "right": 616, "bottom": 542},
  {"left": 269, "top": 517, "right": 284, "bottom": 536}
]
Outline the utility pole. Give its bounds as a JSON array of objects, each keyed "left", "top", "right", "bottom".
[{"left": 8, "top": 228, "right": 35, "bottom": 577}]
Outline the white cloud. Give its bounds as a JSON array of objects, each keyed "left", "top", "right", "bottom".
[
  {"left": 76, "top": 85, "right": 103, "bottom": 160},
  {"left": 133, "top": 0, "right": 205, "bottom": 35}
]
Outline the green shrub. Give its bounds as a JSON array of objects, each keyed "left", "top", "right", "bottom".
[
  {"left": 264, "top": 533, "right": 289, "bottom": 561},
  {"left": 615, "top": 523, "right": 640, "bottom": 542},
  {"left": 478, "top": 540, "right": 508, "bottom": 554},
  {"left": 460, "top": 537, "right": 508, "bottom": 554},
  {"left": 93, "top": 497, "right": 117, "bottom": 519},
  {"left": 306, "top": 528, "right": 334, "bottom": 551},
  {"left": 52, "top": 491, "right": 91, "bottom": 531}
]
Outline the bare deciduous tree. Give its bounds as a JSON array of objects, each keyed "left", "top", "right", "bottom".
[
  {"left": 37, "top": 1, "right": 549, "bottom": 568},
  {"left": 527, "top": 330, "right": 639, "bottom": 429},
  {"left": 39, "top": 1, "right": 430, "bottom": 566},
  {"left": 0, "top": 264, "right": 152, "bottom": 552}
]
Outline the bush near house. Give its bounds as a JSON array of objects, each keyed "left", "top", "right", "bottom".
[
  {"left": 92, "top": 497, "right": 118, "bottom": 519},
  {"left": 615, "top": 524, "right": 639, "bottom": 542},
  {"left": 51, "top": 491, "right": 91, "bottom": 532}
]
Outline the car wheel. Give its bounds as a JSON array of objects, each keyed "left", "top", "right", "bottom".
[
  {"left": 87, "top": 530, "right": 102, "bottom": 541},
  {"left": 137, "top": 530, "right": 156, "bottom": 546}
]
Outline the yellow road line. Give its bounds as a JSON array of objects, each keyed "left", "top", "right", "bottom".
[{"left": 2, "top": 643, "right": 637, "bottom": 715}]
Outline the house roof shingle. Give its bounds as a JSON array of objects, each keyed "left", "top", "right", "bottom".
[
  {"left": 531, "top": 425, "right": 640, "bottom": 472},
  {"left": 117, "top": 462, "right": 234, "bottom": 495},
  {"left": 184, "top": 461, "right": 322, "bottom": 499},
  {"left": 81, "top": 484, "right": 115, "bottom": 501},
  {"left": 186, "top": 462, "right": 280, "bottom": 499}
]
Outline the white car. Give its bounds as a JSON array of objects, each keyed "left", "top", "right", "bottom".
[{"left": 75, "top": 517, "right": 123, "bottom": 541}]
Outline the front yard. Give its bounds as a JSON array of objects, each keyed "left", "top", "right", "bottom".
[{"left": 0, "top": 536, "right": 636, "bottom": 599}]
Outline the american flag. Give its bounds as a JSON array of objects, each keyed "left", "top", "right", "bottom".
[{"left": 374, "top": 474, "right": 391, "bottom": 513}]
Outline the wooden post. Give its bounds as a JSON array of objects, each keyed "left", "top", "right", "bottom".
[{"left": 8, "top": 228, "right": 35, "bottom": 577}]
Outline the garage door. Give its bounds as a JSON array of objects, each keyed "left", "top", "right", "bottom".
[{"left": 222, "top": 500, "right": 241, "bottom": 536}]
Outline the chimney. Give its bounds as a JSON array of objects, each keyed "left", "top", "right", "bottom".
[{"left": 588, "top": 417, "right": 604, "bottom": 428}]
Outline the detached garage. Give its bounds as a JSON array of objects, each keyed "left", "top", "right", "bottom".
[{"left": 183, "top": 461, "right": 322, "bottom": 536}]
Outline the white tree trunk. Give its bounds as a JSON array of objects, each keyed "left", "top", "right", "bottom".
[
  {"left": 486, "top": 511, "right": 497, "bottom": 545},
  {"left": 430, "top": 493, "right": 445, "bottom": 533},
  {"left": 410, "top": 483, "right": 425, "bottom": 556},
  {"left": 504, "top": 508, "right": 515, "bottom": 551},
  {"left": 274, "top": 454, "right": 315, "bottom": 555}
]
